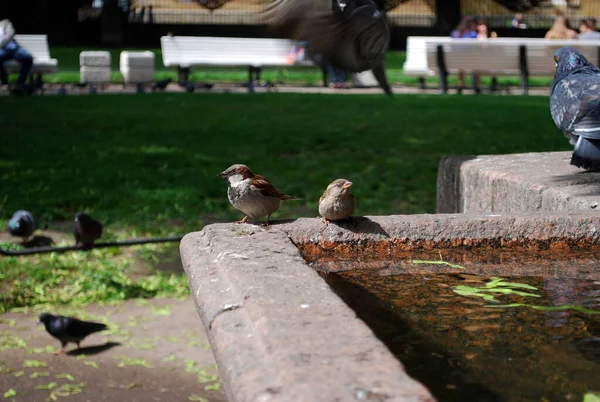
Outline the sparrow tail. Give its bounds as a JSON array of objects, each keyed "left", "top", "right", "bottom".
[{"left": 571, "top": 136, "right": 600, "bottom": 171}]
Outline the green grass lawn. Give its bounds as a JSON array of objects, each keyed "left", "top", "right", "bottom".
[
  {"left": 0, "top": 93, "right": 570, "bottom": 312},
  {"left": 42, "top": 47, "right": 553, "bottom": 88}
]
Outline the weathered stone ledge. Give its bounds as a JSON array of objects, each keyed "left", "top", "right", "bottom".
[
  {"left": 436, "top": 151, "right": 600, "bottom": 214},
  {"left": 180, "top": 211, "right": 600, "bottom": 402}
]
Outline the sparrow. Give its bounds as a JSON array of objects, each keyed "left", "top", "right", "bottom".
[
  {"left": 38, "top": 313, "right": 107, "bottom": 355},
  {"left": 318, "top": 178, "right": 355, "bottom": 224},
  {"left": 74, "top": 212, "right": 103, "bottom": 249},
  {"left": 218, "top": 164, "right": 301, "bottom": 225}
]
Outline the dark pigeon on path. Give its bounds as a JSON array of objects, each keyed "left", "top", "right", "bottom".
[
  {"left": 74, "top": 212, "right": 103, "bottom": 249},
  {"left": 262, "top": 0, "right": 393, "bottom": 96},
  {"left": 7, "top": 210, "right": 38, "bottom": 241},
  {"left": 550, "top": 47, "right": 600, "bottom": 170},
  {"left": 38, "top": 313, "right": 107, "bottom": 355},
  {"left": 152, "top": 77, "right": 172, "bottom": 92}
]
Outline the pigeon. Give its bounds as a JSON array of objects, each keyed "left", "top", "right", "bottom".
[
  {"left": 550, "top": 47, "right": 600, "bottom": 170},
  {"left": 152, "top": 78, "right": 172, "bottom": 92},
  {"left": 7, "top": 210, "right": 38, "bottom": 242},
  {"left": 74, "top": 212, "right": 103, "bottom": 249},
  {"left": 262, "top": 0, "right": 392, "bottom": 96},
  {"left": 38, "top": 313, "right": 107, "bottom": 355}
]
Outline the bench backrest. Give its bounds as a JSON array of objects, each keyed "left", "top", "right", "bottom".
[
  {"left": 160, "top": 36, "right": 308, "bottom": 68},
  {"left": 13, "top": 34, "right": 53, "bottom": 61},
  {"left": 423, "top": 37, "right": 600, "bottom": 76}
]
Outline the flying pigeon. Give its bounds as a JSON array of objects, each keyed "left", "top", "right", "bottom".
[
  {"left": 74, "top": 212, "right": 103, "bottom": 249},
  {"left": 550, "top": 47, "right": 600, "bottom": 170},
  {"left": 7, "top": 210, "right": 38, "bottom": 242},
  {"left": 38, "top": 313, "right": 107, "bottom": 355},
  {"left": 262, "top": 0, "right": 392, "bottom": 96}
]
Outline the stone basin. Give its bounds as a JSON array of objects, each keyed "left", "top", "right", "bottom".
[{"left": 180, "top": 213, "right": 600, "bottom": 402}]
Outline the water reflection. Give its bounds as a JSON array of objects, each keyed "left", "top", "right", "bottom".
[{"left": 321, "top": 258, "right": 600, "bottom": 402}]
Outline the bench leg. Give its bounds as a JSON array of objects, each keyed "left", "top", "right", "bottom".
[
  {"left": 417, "top": 77, "right": 426, "bottom": 90},
  {"left": 436, "top": 45, "right": 448, "bottom": 94},
  {"left": 490, "top": 76, "right": 498, "bottom": 92},
  {"left": 519, "top": 44, "right": 529, "bottom": 96},
  {"left": 246, "top": 67, "right": 255, "bottom": 93},
  {"left": 520, "top": 74, "right": 528, "bottom": 95},
  {"left": 36, "top": 74, "right": 44, "bottom": 95},
  {"left": 254, "top": 67, "right": 261, "bottom": 83},
  {"left": 178, "top": 67, "right": 190, "bottom": 85}
]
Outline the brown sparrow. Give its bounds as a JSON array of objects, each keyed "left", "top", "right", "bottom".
[
  {"left": 218, "top": 164, "right": 301, "bottom": 225},
  {"left": 318, "top": 179, "right": 355, "bottom": 224}
]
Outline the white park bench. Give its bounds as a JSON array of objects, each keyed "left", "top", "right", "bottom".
[
  {"left": 4, "top": 34, "right": 58, "bottom": 90},
  {"left": 402, "top": 36, "right": 452, "bottom": 89},
  {"left": 403, "top": 36, "right": 600, "bottom": 94},
  {"left": 160, "top": 35, "right": 327, "bottom": 89}
]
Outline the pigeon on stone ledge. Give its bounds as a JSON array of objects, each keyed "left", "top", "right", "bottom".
[
  {"left": 38, "top": 313, "right": 107, "bottom": 355},
  {"left": 550, "top": 47, "right": 600, "bottom": 170}
]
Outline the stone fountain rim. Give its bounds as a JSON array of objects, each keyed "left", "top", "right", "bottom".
[{"left": 179, "top": 211, "right": 600, "bottom": 402}]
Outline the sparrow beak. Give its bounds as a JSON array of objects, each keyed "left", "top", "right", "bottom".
[
  {"left": 342, "top": 181, "right": 353, "bottom": 190},
  {"left": 218, "top": 171, "right": 226, "bottom": 178}
]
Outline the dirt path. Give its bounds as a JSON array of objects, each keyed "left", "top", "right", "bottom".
[{"left": 0, "top": 298, "right": 228, "bottom": 402}]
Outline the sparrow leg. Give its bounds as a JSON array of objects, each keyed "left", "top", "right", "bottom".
[
  {"left": 262, "top": 214, "right": 272, "bottom": 227},
  {"left": 76, "top": 341, "right": 81, "bottom": 349},
  {"left": 236, "top": 216, "right": 249, "bottom": 224}
]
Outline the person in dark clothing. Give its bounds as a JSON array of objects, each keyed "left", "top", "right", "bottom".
[{"left": 0, "top": 19, "right": 33, "bottom": 92}]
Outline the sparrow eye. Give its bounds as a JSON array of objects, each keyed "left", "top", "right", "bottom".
[{"left": 554, "top": 55, "right": 559, "bottom": 62}]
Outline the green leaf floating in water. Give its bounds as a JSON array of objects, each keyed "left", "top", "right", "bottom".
[
  {"left": 453, "top": 277, "right": 600, "bottom": 314},
  {"left": 487, "top": 303, "right": 600, "bottom": 314},
  {"left": 452, "top": 277, "right": 540, "bottom": 303}
]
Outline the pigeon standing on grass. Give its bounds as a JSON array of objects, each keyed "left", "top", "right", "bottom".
[
  {"left": 152, "top": 78, "right": 172, "bottom": 92},
  {"left": 262, "top": 0, "right": 392, "bottom": 96},
  {"left": 7, "top": 210, "right": 38, "bottom": 242},
  {"left": 550, "top": 47, "right": 600, "bottom": 170},
  {"left": 38, "top": 313, "right": 107, "bottom": 355},
  {"left": 74, "top": 212, "right": 103, "bottom": 249}
]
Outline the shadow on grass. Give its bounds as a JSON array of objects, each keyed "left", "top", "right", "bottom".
[
  {"left": 24, "top": 235, "right": 56, "bottom": 248},
  {"left": 66, "top": 341, "right": 121, "bottom": 356}
]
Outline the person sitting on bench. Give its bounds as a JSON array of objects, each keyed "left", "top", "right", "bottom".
[{"left": 0, "top": 19, "right": 33, "bottom": 92}]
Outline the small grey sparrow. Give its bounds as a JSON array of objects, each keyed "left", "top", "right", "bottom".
[
  {"left": 219, "top": 164, "right": 301, "bottom": 225},
  {"left": 318, "top": 178, "right": 355, "bottom": 224}
]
